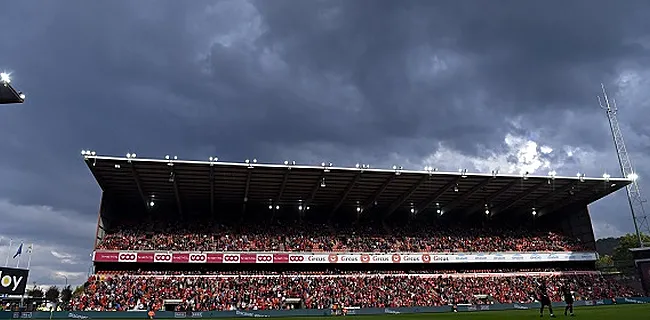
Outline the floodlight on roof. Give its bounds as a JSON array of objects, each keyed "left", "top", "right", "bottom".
[
  {"left": 165, "top": 155, "right": 170, "bottom": 160},
  {"left": 602, "top": 173, "right": 610, "bottom": 180},
  {"left": 460, "top": 169, "right": 467, "bottom": 178},
  {"left": 245, "top": 159, "right": 250, "bottom": 164},
  {"left": 628, "top": 172, "right": 638, "bottom": 181},
  {"left": 268, "top": 205, "right": 273, "bottom": 210},
  {"left": 492, "top": 169, "right": 499, "bottom": 177},
  {"left": 356, "top": 206, "right": 361, "bottom": 212},
  {"left": 253, "top": 159, "right": 258, "bottom": 163},
  {"left": 284, "top": 160, "right": 289, "bottom": 165},
  {"left": 275, "top": 205, "right": 280, "bottom": 210},
  {"left": 18, "top": 92, "right": 25, "bottom": 100},
  {"left": 410, "top": 208, "right": 415, "bottom": 213},
  {"left": 437, "top": 209, "right": 443, "bottom": 215},
  {"left": 209, "top": 156, "right": 218, "bottom": 162},
  {"left": 548, "top": 170, "right": 557, "bottom": 178},
  {"left": 298, "top": 205, "right": 303, "bottom": 211},
  {"left": 532, "top": 207, "right": 537, "bottom": 216},
  {"left": 0, "top": 72, "right": 10, "bottom": 84},
  {"left": 355, "top": 163, "right": 360, "bottom": 168}
]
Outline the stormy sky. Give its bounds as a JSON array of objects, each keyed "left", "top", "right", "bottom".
[{"left": 1, "top": 0, "right": 650, "bottom": 288}]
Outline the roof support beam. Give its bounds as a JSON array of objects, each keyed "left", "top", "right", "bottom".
[
  {"left": 490, "top": 181, "right": 546, "bottom": 216},
  {"left": 275, "top": 169, "right": 291, "bottom": 206},
  {"left": 384, "top": 175, "right": 429, "bottom": 219},
  {"left": 241, "top": 170, "right": 252, "bottom": 216},
  {"left": 209, "top": 165, "right": 215, "bottom": 218},
  {"left": 519, "top": 181, "right": 579, "bottom": 214},
  {"left": 303, "top": 171, "right": 326, "bottom": 211},
  {"left": 170, "top": 168, "right": 184, "bottom": 217},
  {"left": 128, "top": 162, "right": 149, "bottom": 210},
  {"left": 415, "top": 177, "right": 461, "bottom": 213},
  {"left": 330, "top": 172, "right": 363, "bottom": 216},
  {"left": 465, "top": 179, "right": 520, "bottom": 216},
  {"left": 441, "top": 178, "right": 492, "bottom": 213},
  {"left": 361, "top": 175, "right": 396, "bottom": 213},
  {"left": 534, "top": 181, "right": 585, "bottom": 217}
]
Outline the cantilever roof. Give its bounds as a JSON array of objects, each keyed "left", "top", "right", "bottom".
[
  {"left": 0, "top": 81, "right": 25, "bottom": 104},
  {"left": 83, "top": 154, "right": 631, "bottom": 218}
]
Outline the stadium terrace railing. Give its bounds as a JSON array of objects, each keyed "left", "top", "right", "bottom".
[
  {"left": 4, "top": 297, "right": 649, "bottom": 319},
  {"left": 93, "top": 250, "right": 598, "bottom": 264}
]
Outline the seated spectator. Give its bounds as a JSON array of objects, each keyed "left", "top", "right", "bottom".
[
  {"left": 71, "top": 272, "right": 639, "bottom": 311},
  {"left": 96, "top": 220, "right": 589, "bottom": 253}
]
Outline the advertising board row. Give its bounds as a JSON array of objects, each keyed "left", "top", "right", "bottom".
[{"left": 93, "top": 251, "right": 597, "bottom": 264}]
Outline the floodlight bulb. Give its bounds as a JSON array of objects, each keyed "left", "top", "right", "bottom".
[
  {"left": 132, "top": 153, "right": 137, "bottom": 158},
  {"left": 356, "top": 207, "right": 361, "bottom": 212},
  {"left": 410, "top": 208, "right": 415, "bottom": 213},
  {"left": 603, "top": 173, "right": 610, "bottom": 179},
  {"left": 149, "top": 201, "right": 155, "bottom": 207},
  {"left": 284, "top": 160, "right": 289, "bottom": 165},
  {"left": 268, "top": 205, "right": 273, "bottom": 210},
  {"left": 81, "top": 150, "right": 86, "bottom": 155},
  {"left": 245, "top": 159, "right": 250, "bottom": 164},
  {"left": 165, "top": 155, "right": 170, "bottom": 160},
  {"left": 485, "top": 209, "right": 490, "bottom": 215},
  {"left": 355, "top": 163, "right": 360, "bottom": 168},
  {"left": 253, "top": 159, "right": 257, "bottom": 163},
  {"left": 18, "top": 93, "right": 25, "bottom": 100},
  {"left": 629, "top": 173, "right": 638, "bottom": 181},
  {"left": 91, "top": 151, "right": 96, "bottom": 156},
  {"left": 0, "top": 72, "right": 10, "bottom": 83},
  {"left": 126, "top": 153, "right": 131, "bottom": 158},
  {"left": 298, "top": 205, "right": 303, "bottom": 211},
  {"left": 275, "top": 205, "right": 280, "bottom": 210},
  {"left": 393, "top": 165, "right": 397, "bottom": 170}
]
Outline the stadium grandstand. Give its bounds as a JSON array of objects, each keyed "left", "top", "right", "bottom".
[{"left": 72, "top": 152, "right": 643, "bottom": 312}]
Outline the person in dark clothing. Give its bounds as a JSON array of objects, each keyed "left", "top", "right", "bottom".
[
  {"left": 561, "top": 283, "right": 575, "bottom": 316},
  {"left": 537, "top": 281, "right": 556, "bottom": 318}
]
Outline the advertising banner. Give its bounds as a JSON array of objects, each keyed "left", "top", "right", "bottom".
[
  {"left": 92, "top": 250, "right": 597, "bottom": 264},
  {"left": 0, "top": 267, "right": 29, "bottom": 295}
]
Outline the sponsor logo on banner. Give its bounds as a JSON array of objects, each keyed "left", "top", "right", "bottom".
[
  {"left": 190, "top": 312, "right": 203, "bottom": 318},
  {"left": 474, "top": 255, "right": 488, "bottom": 261},
  {"left": 480, "top": 305, "right": 490, "bottom": 311},
  {"left": 514, "top": 304, "right": 529, "bottom": 310},
  {"left": 273, "top": 254, "right": 289, "bottom": 263},
  {"left": 384, "top": 309, "right": 400, "bottom": 314},
  {"left": 223, "top": 254, "right": 240, "bottom": 263},
  {"left": 289, "top": 255, "right": 305, "bottom": 262},
  {"left": 493, "top": 254, "right": 506, "bottom": 261},
  {"left": 402, "top": 255, "right": 421, "bottom": 263},
  {"left": 432, "top": 255, "right": 449, "bottom": 262},
  {"left": 455, "top": 255, "right": 468, "bottom": 261},
  {"left": 240, "top": 253, "right": 257, "bottom": 263},
  {"left": 422, "top": 254, "right": 431, "bottom": 263},
  {"left": 547, "top": 254, "right": 559, "bottom": 259},
  {"left": 174, "top": 312, "right": 187, "bottom": 318},
  {"left": 137, "top": 252, "right": 154, "bottom": 263},
  {"left": 206, "top": 253, "right": 223, "bottom": 263},
  {"left": 173, "top": 253, "right": 189, "bottom": 263},
  {"left": 93, "top": 251, "right": 118, "bottom": 262},
  {"left": 235, "top": 311, "right": 270, "bottom": 318},
  {"left": 12, "top": 312, "right": 32, "bottom": 319},
  {"left": 530, "top": 254, "right": 542, "bottom": 260},
  {"left": 154, "top": 253, "right": 172, "bottom": 263},
  {"left": 328, "top": 254, "right": 338, "bottom": 263},
  {"left": 307, "top": 255, "right": 327, "bottom": 262},
  {"left": 340, "top": 255, "right": 359, "bottom": 263},
  {"left": 188, "top": 253, "right": 207, "bottom": 263},
  {"left": 372, "top": 255, "right": 390, "bottom": 263},
  {"left": 0, "top": 267, "right": 28, "bottom": 295},
  {"left": 392, "top": 254, "right": 401, "bottom": 263},
  {"left": 467, "top": 305, "right": 477, "bottom": 312},
  {"left": 511, "top": 254, "right": 524, "bottom": 261},
  {"left": 361, "top": 254, "right": 370, "bottom": 263},
  {"left": 257, "top": 254, "right": 273, "bottom": 263},
  {"left": 118, "top": 252, "right": 137, "bottom": 262},
  {"left": 67, "top": 313, "right": 89, "bottom": 319}
]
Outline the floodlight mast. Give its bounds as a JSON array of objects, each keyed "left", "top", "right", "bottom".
[{"left": 599, "top": 84, "right": 650, "bottom": 247}]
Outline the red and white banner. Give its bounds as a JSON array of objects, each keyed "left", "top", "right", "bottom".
[{"left": 93, "top": 251, "right": 597, "bottom": 264}]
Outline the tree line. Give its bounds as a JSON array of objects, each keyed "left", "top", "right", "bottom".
[{"left": 595, "top": 233, "right": 650, "bottom": 274}]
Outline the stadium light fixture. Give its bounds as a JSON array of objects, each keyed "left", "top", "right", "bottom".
[
  {"left": 356, "top": 206, "right": 361, "bottom": 212},
  {"left": 320, "top": 177, "right": 326, "bottom": 187},
  {"left": 628, "top": 172, "right": 638, "bottom": 181},
  {"left": 491, "top": 170, "right": 499, "bottom": 178},
  {"left": 275, "top": 205, "right": 280, "bottom": 210},
  {"left": 0, "top": 72, "right": 10, "bottom": 84},
  {"left": 602, "top": 173, "right": 611, "bottom": 181},
  {"left": 149, "top": 201, "right": 155, "bottom": 207},
  {"left": 284, "top": 160, "right": 289, "bottom": 165},
  {"left": 355, "top": 163, "right": 360, "bottom": 168},
  {"left": 577, "top": 173, "right": 585, "bottom": 182},
  {"left": 209, "top": 157, "right": 218, "bottom": 162},
  {"left": 410, "top": 208, "right": 415, "bottom": 214},
  {"left": 298, "top": 205, "right": 303, "bottom": 211},
  {"left": 532, "top": 207, "right": 537, "bottom": 216},
  {"left": 453, "top": 183, "right": 459, "bottom": 192},
  {"left": 18, "top": 92, "right": 25, "bottom": 100},
  {"left": 268, "top": 205, "right": 273, "bottom": 210},
  {"left": 548, "top": 170, "right": 557, "bottom": 178},
  {"left": 523, "top": 171, "right": 529, "bottom": 180}
]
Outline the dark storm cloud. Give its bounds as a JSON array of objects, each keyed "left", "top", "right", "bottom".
[{"left": 1, "top": 0, "right": 650, "bottom": 283}]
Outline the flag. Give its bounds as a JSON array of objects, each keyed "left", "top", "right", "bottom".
[{"left": 13, "top": 242, "right": 23, "bottom": 259}]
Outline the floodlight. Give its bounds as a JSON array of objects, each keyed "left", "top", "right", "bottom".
[
  {"left": 18, "top": 92, "right": 25, "bottom": 100},
  {"left": 165, "top": 155, "right": 170, "bottom": 160},
  {"left": 602, "top": 173, "right": 611, "bottom": 179},
  {"left": 275, "top": 205, "right": 280, "bottom": 210},
  {"left": 0, "top": 72, "right": 10, "bottom": 83},
  {"left": 356, "top": 207, "right": 361, "bottom": 212},
  {"left": 298, "top": 205, "right": 303, "bottom": 211},
  {"left": 284, "top": 160, "right": 289, "bottom": 165},
  {"left": 485, "top": 209, "right": 490, "bottom": 215},
  {"left": 410, "top": 208, "right": 415, "bottom": 213},
  {"left": 149, "top": 201, "right": 155, "bottom": 207},
  {"left": 628, "top": 173, "right": 638, "bottom": 181}
]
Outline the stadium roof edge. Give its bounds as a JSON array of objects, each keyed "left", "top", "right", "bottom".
[{"left": 81, "top": 154, "right": 633, "bottom": 183}]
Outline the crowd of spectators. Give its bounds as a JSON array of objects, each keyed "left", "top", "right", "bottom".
[
  {"left": 96, "top": 221, "right": 588, "bottom": 252},
  {"left": 71, "top": 273, "right": 638, "bottom": 311}
]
